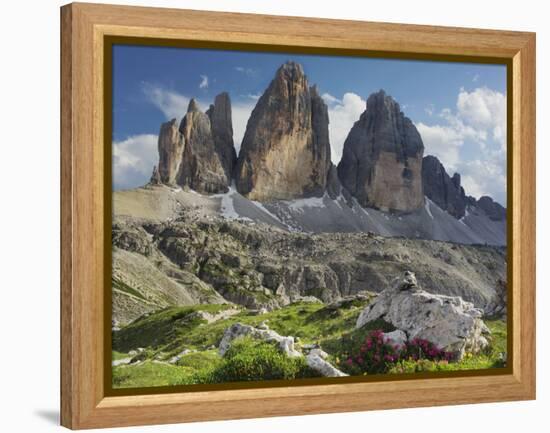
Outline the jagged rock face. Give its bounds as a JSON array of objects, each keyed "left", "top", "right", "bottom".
[
  {"left": 157, "top": 119, "right": 185, "bottom": 185},
  {"left": 422, "top": 155, "right": 467, "bottom": 219},
  {"left": 154, "top": 94, "right": 236, "bottom": 194},
  {"left": 236, "top": 62, "right": 331, "bottom": 201},
  {"left": 206, "top": 92, "right": 237, "bottom": 181},
  {"left": 337, "top": 90, "right": 424, "bottom": 212},
  {"left": 149, "top": 165, "right": 161, "bottom": 185},
  {"left": 326, "top": 163, "right": 352, "bottom": 201},
  {"left": 178, "top": 99, "right": 230, "bottom": 194},
  {"left": 476, "top": 196, "right": 506, "bottom": 221},
  {"left": 309, "top": 86, "right": 332, "bottom": 195}
]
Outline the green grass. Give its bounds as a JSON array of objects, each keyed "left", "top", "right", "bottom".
[
  {"left": 112, "top": 361, "right": 197, "bottom": 388},
  {"left": 175, "top": 350, "right": 223, "bottom": 369},
  {"left": 112, "top": 299, "right": 372, "bottom": 359},
  {"left": 112, "top": 350, "right": 130, "bottom": 361},
  {"left": 112, "top": 340, "right": 317, "bottom": 389},
  {"left": 111, "top": 299, "right": 370, "bottom": 388},
  {"left": 112, "top": 299, "right": 507, "bottom": 388},
  {"left": 187, "top": 337, "right": 317, "bottom": 384},
  {"left": 113, "top": 304, "right": 236, "bottom": 353}
]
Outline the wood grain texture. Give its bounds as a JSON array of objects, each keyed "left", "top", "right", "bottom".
[
  {"left": 60, "top": 2, "right": 536, "bottom": 429},
  {"left": 60, "top": 4, "right": 73, "bottom": 429}
]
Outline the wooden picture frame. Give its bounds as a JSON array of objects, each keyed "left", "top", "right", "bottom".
[{"left": 60, "top": 2, "right": 536, "bottom": 429}]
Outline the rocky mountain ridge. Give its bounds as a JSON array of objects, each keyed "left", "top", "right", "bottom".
[
  {"left": 147, "top": 60, "right": 505, "bottom": 242},
  {"left": 111, "top": 211, "right": 506, "bottom": 326}
]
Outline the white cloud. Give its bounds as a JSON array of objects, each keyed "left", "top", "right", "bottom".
[
  {"left": 241, "top": 93, "right": 261, "bottom": 101},
  {"left": 456, "top": 87, "right": 506, "bottom": 149},
  {"left": 416, "top": 86, "right": 507, "bottom": 204},
  {"left": 321, "top": 93, "right": 341, "bottom": 105},
  {"left": 113, "top": 134, "right": 158, "bottom": 190},
  {"left": 199, "top": 75, "right": 209, "bottom": 89},
  {"left": 472, "top": 74, "right": 479, "bottom": 83},
  {"left": 424, "top": 104, "right": 435, "bottom": 116},
  {"left": 141, "top": 83, "right": 189, "bottom": 120},
  {"left": 460, "top": 159, "right": 506, "bottom": 203},
  {"left": 234, "top": 66, "right": 258, "bottom": 77},
  {"left": 416, "top": 123, "right": 463, "bottom": 171},
  {"left": 323, "top": 92, "right": 366, "bottom": 163}
]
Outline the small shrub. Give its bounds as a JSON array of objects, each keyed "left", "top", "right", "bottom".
[
  {"left": 401, "top": 337, "right": 454, "bottom": 362},
  {"left": 197, "top": 337, "right": 316, "bottom": 383},
  {"left": 342, "top": 330, "right": 453, "bottom": 375}
]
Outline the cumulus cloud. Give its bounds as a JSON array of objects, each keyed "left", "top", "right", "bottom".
[
  {"left": 199, "top": 75, "right": 209, "bottom": 89},
  {"left": 424, "top": 104, "right": 435, "bottom": 116},
  {"left": 322, "top": 92, "right": 366, "bottom": 163},
  {"left": 321, "top": 93, "right": 341, "bottom": 106},
  {"left": 460, "top": 159, "right": 506, "bottom": 203},
  {"left": 141, "top": 83, "right": 189, "bottom": 120},
  {"left": 417, "top": 87, "right": 507, "bottom": 204},
  {"left": 113, "top": 134, "right": 158, "bottom": 190},
  {"left": 456, "top": 87, "right": 506, "bottom": 150},
  {"left": 416, "top": 123, "right": 463, "bottom": 171}
]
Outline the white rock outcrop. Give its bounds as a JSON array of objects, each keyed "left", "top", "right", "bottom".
[
  {"left": 305, "top": 349, "right": 348, "bottom": 378},
  {"left": 356, "top": 271, "right": 490, "bottom": 359},
  {"left": 218, "top": 323, "right": 302, "bottom": 357}
]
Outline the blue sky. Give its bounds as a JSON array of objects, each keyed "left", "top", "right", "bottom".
[{"left": 112, "top": 44, "right": 507, "bottom": 205}]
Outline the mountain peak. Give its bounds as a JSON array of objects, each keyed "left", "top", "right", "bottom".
[
  {"left": 235, "top": 61, "right": 331, "bottom": 201},
  {"left": 367, "top": 89, "right": 401, "bottom": 113},
  {"left": 187, "top": 98, "right": 200, "bottom": 113},
  {"left": 276, "top": 61, "right": 305, "bottom": 77},
  {"left": 338, "top": 91, "right": 424, "bottom": 212}
]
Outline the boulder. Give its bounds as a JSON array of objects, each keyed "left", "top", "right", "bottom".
[
  {"left": 356, "top": 271, "right": 490, "bottom": 359},
  {"left": 337, "top": 90, "right": 424, "bottom": 212},
  {"left": 306, "top": 351, "right": 348, "bottom": 377},
  {"left": 218, "top": 323, "right": 302, "bottom": 357},
  {"left": 235, "top": 61, "right": 331, "bottom": 201},
  {"left": 308, "top": 348, "right": 329, "bottom": 359}
]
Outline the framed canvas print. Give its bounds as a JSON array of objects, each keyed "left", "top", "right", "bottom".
[{"left": 60, "top": 2, "right": 536, "bottom": 429}]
